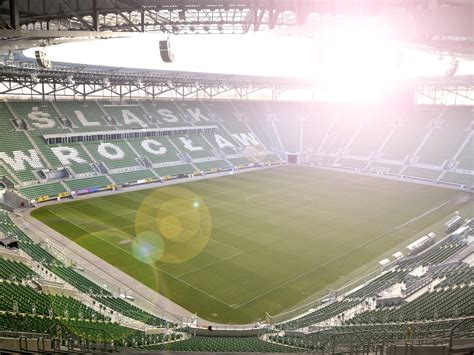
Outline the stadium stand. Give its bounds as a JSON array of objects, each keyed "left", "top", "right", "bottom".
[
  {"left": 0, "top": 207, "right": 182, "bottom": 352},
  {"left": 140, "top": 336, "right": 302, "bottom": 352},
  {"left": 64, "top": 175, "right": 111, "bottom": 192},
  {"left": 109, "top": 169, "right": 157, "bottom": 185},
  {"left": 100, "top": 101, "right": 153, "bottom": 129},
  {"left": 2, "top": 100, "right": 470, "bottom": 203},
  {"left": 54, "top": 101, "right": 111, "bottom": 131},
  {"left": 0, "top": 183, "right": 473, "bottom": 352},
  {"left": 0, "top": 281, "right": 108, "bottom": 320},
  {"left": 19, "top": 182, "right": 67, "bottom": 200},
  {"left": 0, "top": 258, "right": 35, "bottom": 280},
  {"left": 155, "top": 163, "right": 196, "bottom": 178}
]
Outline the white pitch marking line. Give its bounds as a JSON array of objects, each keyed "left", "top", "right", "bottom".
[
  {"left": 234, "top": 193, "right": 465, "bottom": 309},
  {"left": 175, "top": 251, "right": 245, "bottom": 279},
  {"left": 50, "top": 207, "right": 237, "bottom": 308}
]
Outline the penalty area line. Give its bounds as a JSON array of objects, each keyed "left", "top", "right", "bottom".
[{"left": 175, "top": 250, "right": 245, "bottom": 278}]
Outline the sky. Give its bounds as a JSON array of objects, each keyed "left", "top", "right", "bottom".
[{"left": 23, "top": 27, "right": 472, "bottom": 102}]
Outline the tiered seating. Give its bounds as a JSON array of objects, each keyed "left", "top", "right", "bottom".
[
  {"left": 100, "top": 102, "right": 154, "bottom": 128},
  {"left": 141, "top": 101, "right": 187, "bottom": 127},
  {"left": 0, "top": 313, "right": 157, "bottom": 347},
  {"left": 346, "top": 270, "right": 408, "bottom": 300},
  {"left": 280, "top": 300, "right": 360, "bottom": 330},
  {"left": 109, "top": 169, "right": 156, "bottom": 185},
  {"left": 417, "top": 243, "right": 466, "bottom": 266},
  {"left": 0, "top": 104, "right": 42, "bottom": 182},
  {"left": 255, "top": 153, "right": 283, "bottom": 164},
  {"left": 82, "top": 141, "right": 140, "bottom": 171},
  {"left": 140, "top": 336, "right": 302, "bottom": 352},
  {"left": 127, "top": 137, "right": 180, "bottom": 164},
  {"left": 317, "top": 107, "right": 363, "bottom": 156},
  {"left": 0, "top": 258, "right": 35, "bottom": 280},
  {"left": 51, "top": 265, "right": 110, "bottom": 295},
  {"left": 274, "top": 318, "right": 474, "bottom": 352},
  {"left": 64, "top": 175, "right": 111, "bottom": 192},
  {"left": 168, "top": 135, "right": 216, "bottom": 160},
  {"left": 441, "top": 172, "right": 473, "bottom": 186},
  {"left": 403, "top": 166, "right": 442, "bottom": 180},
  {"left": 194, "top": 159, "right": 230, "bottom": 172},
  {"left": 93, "top": 296, "right": 168, "bottom": 327},
  {"left": 434, "top": 264, "right": 474, "bottom": 289},
  {"left": 55, "top": 101, "right": 111, "bottom": 131},
  {"left": 350, "top": 286, "right": 473, "bottom": 324},
  {"left": 416, "top": 107, "right": 472, "bottom": 166},
  {"left": 9, "top": 102, "right": 63, "bottom": 129},
  {"left": 380, "top": 108, "right": 435, "bottom": 161},
  {"left": 348, "top": 109, "right": 396, "bottom": 158},
  {"left": 228, "top": 157, "right": 254, "bottom": 167},
  {"left": 19, "top": 182, "right": 66, "bottom": 200},
  {"left": 0, "top": 281, "right": 107, "bottom": 320},
  {"left": 235, "top": 101, "right": 278, "bottom": 151},
  {"left": 9, "top": 102, "right": 70, "bottom": 169},
  {"left": 367, "top": 162, "right": 404, "bottom": 175},
  {"left": 0, "top": 212, "right": 33, "bottom": 243},
  {"left": 205, "top": 101, "right": 256, "bottom": 154},
  {"left": 0, "top": 164, "right": 15, "bottom": 184},
  {"left": 58, "top": 143, "right": 95, "bottom": 175},
  {"left": 453, "top": 136, "right": 473, "bottom": 171},
  {"left": 155, "top": 164, "right": 196, "bottom": 177},
  {"left": 0, "top": 130, "right": 43, "bottom": 182},
  {"left": 271, "top": 102, "right": 304, "bottom": 152},
  {"left": 0, "top": 102, "right": 16, "bottom": 132}
]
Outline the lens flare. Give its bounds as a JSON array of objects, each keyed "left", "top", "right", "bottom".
[
  {"left": 135, "top": 186, "right": 212, "bottom": 264},
  {"left": 131, "top": 231, "right": 165, "bottom": 264}
]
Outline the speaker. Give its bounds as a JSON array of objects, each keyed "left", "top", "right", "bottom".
[
  {"left": 159, "top": 39, "right": 174, "bottom": 63},
  {"left": 445, "top": 59, "right": 459, "bottom": 77},
  {"left": 35, "top": 49, "right": 52, "bottom": 69}
]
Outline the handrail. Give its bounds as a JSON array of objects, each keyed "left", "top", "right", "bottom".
[
  {"left": 37, "top": 336, "right": 45, "bottom": 352},
  {"left": 448, "top": 316, "right": 474, "bottom": 352},
  {"left": 18, "top": 335, "right": 28, "bottom": 352}
]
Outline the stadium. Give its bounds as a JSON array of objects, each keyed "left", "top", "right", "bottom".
[{"left": 0, "top": 0, "right": 473, "bottom": 353}]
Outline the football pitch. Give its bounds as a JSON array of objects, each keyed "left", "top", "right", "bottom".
[{"left": 31, "top": 166, "right": 470, "bottom": 324}]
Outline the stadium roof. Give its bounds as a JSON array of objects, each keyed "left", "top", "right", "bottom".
[{"left": 1, "top": 0, "right": 472, "bottom": 57}]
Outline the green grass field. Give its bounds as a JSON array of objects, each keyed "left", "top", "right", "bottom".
[{"left": 31, "top": 166, "right": 470, "bottom": 324}]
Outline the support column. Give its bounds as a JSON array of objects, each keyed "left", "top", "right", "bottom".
[
  {"left": 9, "top": 0, "right": 20, "bottom": 30},
  {"left": 92, "top": 0, "right": 99, "bottom": 31}
]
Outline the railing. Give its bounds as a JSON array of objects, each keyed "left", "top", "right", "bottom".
[
  {"left": 449, "top": 316, "right": 474, "bottom": 351},
  {"left": 288, "top": 317, "right": 474, "bottom": 355},
  {"left": 266, "top": 259, "right": 398, "bottom": 325}
]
